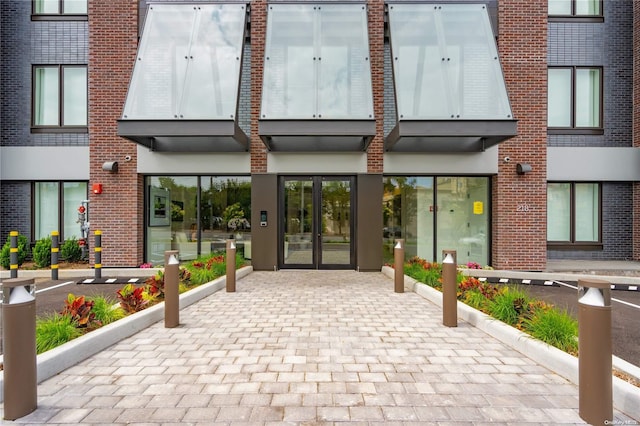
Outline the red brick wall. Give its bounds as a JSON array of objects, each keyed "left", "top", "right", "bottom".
[
  {"left": 492, "top": 0, "right": 548, "bottom": 270},
  {"left": 88, "top": 0, "right": 142, "bottom": 267},
  {"left": 367, "top": 0, "right": 384, "bottom": 173},
  {"left": 634, "top": 2, "right": 640, "bottom": 261},
  {"left": 251, "top": 0, "right": 268, "bottom": 173}
]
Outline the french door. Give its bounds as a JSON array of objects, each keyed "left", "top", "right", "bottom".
[{"left": 280, "top": 176, "right": 355, "bottom": 269}]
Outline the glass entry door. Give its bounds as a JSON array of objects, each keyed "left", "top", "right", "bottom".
[{"left": 281, "top": 176, "right": 354, "bottom": 269}]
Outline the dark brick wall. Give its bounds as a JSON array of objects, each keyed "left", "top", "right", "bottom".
[{"left": 0, "top": 182, "right": 32, "bottom": 244}]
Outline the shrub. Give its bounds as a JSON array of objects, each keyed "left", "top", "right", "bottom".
[
  {"left": 0, "top": 233, "right": 30, "bottom": 269},
  {"left": 116, "top": 284, "right": 149, "bottom": 313},
  {"left": 144, "top": 271, "right": 165, "bottom": 299},
  {"left": 463, "top": 289, "right": 491, "bottom": 312},
  {"left": 487, "top": 287, "right": 530, "bottom": 326},
  {"left": 88, "top": 295, "right": 126, "bottom": 325},
  {"left": 61, "top": 237, "right": 83, "bottom": 262},
  {"left": 33, "top": 236, "right": 52, "bottom": 268},
  {"left": 61, "top": 293, "right": 101, "bottom": 330},
  {"left": 524, "top": 306, "right": 578, "bottom": 355},
  {"left": 36, "top": 313, "right": 83, "bottom": 354}
]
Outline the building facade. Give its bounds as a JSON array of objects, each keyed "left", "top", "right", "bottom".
[{"left": 1, "top": 0, "right": 639, "bottom": 271}]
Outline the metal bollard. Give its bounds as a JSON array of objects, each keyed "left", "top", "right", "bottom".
[
  {"left": 94, "top": 230, "right": 102, "bottom": 279},
  {"left": 2, "top": 277, "right": 37, "bottom": 420},
  {"left": 578, "top": 278, "right": 613, "bottom": 425},
  {"left": 51, "top": 231, "right": 59, "bottom": 280},
  {"left": 9, "top": 230, "right": 18, "bottom": 278},
  {"left": 442, "top": 251, "right": 457, "bottom": 327},
  {"left": 226, "top": 239, "right": 236, "bottom": 292},
  {"left": 394, "top": 239, "right": 405, "bottom": 293},
  {"left": 164, "top": 252, "right": 180, "bottom": 328}
]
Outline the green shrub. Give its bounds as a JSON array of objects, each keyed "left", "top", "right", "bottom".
[
  {"left": 0, "top": 233, "right": 30, "bottom": 269},
  {"left": 88, "top": 295, "right": 126, "bottom": 325},
  {"left": 463, "top": 289, "right": 491, "bottom": 312},
  {"left": 487, "top": 287, "right": 530, "bottom": 326},
  {"left": 36, "top": 313, "right": 83, "bottom": 354},
  {"left": 33, "top": 236, "right": 52, "bottom": 268},
  {"left": 61, "top": 237, "right": 83, "bottom": 262},
  {"left": 524, "top": 307, "right": 578, "bottom": 355}
]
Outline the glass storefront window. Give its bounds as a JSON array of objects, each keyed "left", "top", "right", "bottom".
[
  {"left": 34, "top": 181, "right": 87, "bottom": 241},
  {"left": 383, "top": 176, "right": 489, "bottom": 266},
  {"left": 145, "top": 176, "right": 251, "bottom": 265}
]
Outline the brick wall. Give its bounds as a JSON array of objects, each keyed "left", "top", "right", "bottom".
[
  {"left": 250, "top": 0, "right": 268, "bottom": 173},
  {"left": 492, "top": 0, "right": 548, "bottom": 270},
  {"left": 634, "top": 2, "right": 640, "bottom": 261},
  {"left": 367, "top": 0, "right": 384, "bottom": 173},
  {"left": 88, "top": 0, "right": 142, "bottom": 266}
]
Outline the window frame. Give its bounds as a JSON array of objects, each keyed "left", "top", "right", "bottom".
[
  {"left": 547, "top": 66, "right": 603, "bottom": 135},
  {"left": 31, "top": 65, "right": 88, "bottom": 133},
  {"left": 548, "top": 0, "right": 603, "bottom": 22},
  {"left": 32, "top": 181, "right": 88, "bottom": 242},
  {"left": 32, "top": 0, "right": 88, "bottom": 21},
  {"left": 547, "top": 182, "right": 602, "bottom": 250}
]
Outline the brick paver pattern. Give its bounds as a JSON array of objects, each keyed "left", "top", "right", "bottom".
[{"left": 7, "top": 271, "right": 604, "bottom": 424}]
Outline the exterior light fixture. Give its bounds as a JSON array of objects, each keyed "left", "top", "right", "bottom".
[
  {"left": 102, "top": 161, "right": 119, "bottom": 172},
  {"left": 516, "top": 162, "right": 532, "bottom": 175}
]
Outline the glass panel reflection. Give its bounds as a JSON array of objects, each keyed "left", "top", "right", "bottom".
[
  {"left": 284, "top": 179, "right": 314, "bottom": 265},
  {"left": 321, "top": 179, "right": 351, "bottom": 265},
  {"left": 122, "top": 4, "right": 245, "bottom": 120},
  {"left": 388, "top": 4, "right": 512, "bottom": 120},
  {"left": 262, "top": 4, "right": 373, "bottom": 120}
]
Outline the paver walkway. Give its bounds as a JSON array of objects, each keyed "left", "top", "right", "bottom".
[{"left": 4, "top": 270, "right": 631, "bottom": 424}]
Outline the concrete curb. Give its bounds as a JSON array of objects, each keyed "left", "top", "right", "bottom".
[
  {"left": 0, "top": 266, "right": 253, "bottom": 403},
  {"left": 381, "top": 266, "right": 640, "bottom": 421}
]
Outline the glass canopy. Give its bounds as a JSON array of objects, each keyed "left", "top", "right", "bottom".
[
  {"left": 118, "top": 4, "right": 249, "bottom": 152},
  {"left": 385, "top": 3, "right": 517, "bottom": 152},
  {"left": 259, "top": 3, "right": 375, "bottom": 151}
]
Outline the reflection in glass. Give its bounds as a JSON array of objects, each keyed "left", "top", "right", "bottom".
[
  {"left": 63, "top": 67, "right": 87, "bottom": 125},
  {"left": 262, "top": 4, "right": 373, "bottom": 120},
  {"left": 547, "top": 183, "right": 571, "bottom": 241},
  {"left": 321, "top": 179, "right": 351, "bottom": 264},
  {"left": 34, "top": 67, "right": 59, "bottom": 126},
  {"left": 123, "top": 4, "right": 245, "bottom": 120},
  {"left": 575, "top": 183, "right": 598, "bottom": 242},
  {"left": 63, "top": 0, "right": 87, "bottom": 14},
  {"left": 63, "top": 182, "right": 87, "bottom": 239},
  {"left": 548, "top": 68, "right": 572, "bottom": 127},
  {"left": 35, "top": 182, "right": 59, "bottom": 240},
  {"left": 284, "top": 179, "right": 314, "bottom": 265},
  {"left": 388, "top": 4, "right": 512, "bottom": 120},
  {"left": 575, "top": 68, "right": 600, "bottom": 127}
]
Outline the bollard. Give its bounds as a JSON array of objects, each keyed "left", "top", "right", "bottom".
[
  {"left": 226, "top": 239, "right": 236, "bottom": 292},
  {"left": 442, "top": 251, "right": 457, "bottom": 327},
  {"left": 393, "top": 239, "right": 405, "bottom": 293},
  {"left": 578, "top": 278, "right": 613, "bottom": 425},
  {"left": 51, "top": 231, "right": 59, "bottom": 280},
  {"left": 164, "top": 253, "right": 180, "bottom": 328},
  {"left": 9, "top": 230, "right": 18, "bottom": 278},
  {"left": 2, "top": 277, "right": 37, "bottom": 420},
  {"left": 94, "top": 230, "right": 102, "bottom": 279}
]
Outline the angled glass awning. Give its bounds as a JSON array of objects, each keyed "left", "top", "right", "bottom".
[
  {"left": 259, "top": 3, "right": 375, "bottom": 152},
  {"left": 385, "top": 3, "right": 517, "bottom": 152},
  {"left": 118, "top": 4, "right": 249, "bottom": 152}
]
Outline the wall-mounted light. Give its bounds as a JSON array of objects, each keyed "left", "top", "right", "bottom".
[
  {"left": 92, "top": 183, "right": 103, "bottom": 194},
  {"left": 516, "top": 163, "right": 532, "bottom": 175},
  {"left": 102, "top": 161, "right": 119, "bottom": 172}
]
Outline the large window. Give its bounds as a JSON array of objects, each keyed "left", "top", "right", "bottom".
[
  {"left": 383, "top": 176, "right": 490, "bottom": 266},
  {"left": 34, "top": 182, "right": 88, "bottom": 241},
  {"left": 548, "top": 67, "right": 602, "bottom": 132},
  {"left": 33, "top": 65, "right": 87, "bottom": 130},
  {"left": 548, "top": 0, "right": 602, "bottom": 17},
  {"left": 33, "top": 0, "right": 87, "bottom": 15},
  {"left": 146, "top": 176, "right": 251, "bottom": 265},
  {"left": 547, "top": 182, "right": 601, "bottom": 246}
]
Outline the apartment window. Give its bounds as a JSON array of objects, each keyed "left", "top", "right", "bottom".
[
  {"left": 548, "top": 67, "right": 602, "bottom": 133},
  {"left": 549, "top": 0, "right": 602, "bottom": 18},
  {"left": 33, "top": 0, "right": 87, "bottom": 17},
  {"left": 32, "top": 65, "right": 87, "bottom": 131},
  {"left": 547, "top": 182, "right": 601, "bottom": 247},
  {"left": 34, "top": 182, "right": 88, "bottom": 241}
]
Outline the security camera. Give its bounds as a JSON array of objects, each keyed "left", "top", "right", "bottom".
[
  {"left": 124, "top": 155, "right": 132, "bottom": 162},
  {"left": 503, "top": 156, "right": 511, "bottom": 163}
]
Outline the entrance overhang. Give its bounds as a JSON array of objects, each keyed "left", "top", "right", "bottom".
[
  {"left": 385, "top": 119, "right": 517, "bottom": 152},
  {"left": 259, "top": 120, "right": 375, "bottom": 152}
]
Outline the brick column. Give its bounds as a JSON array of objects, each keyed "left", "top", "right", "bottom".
[
  {"left": 251, "top": 0, "right": 268, "bottom": 173},
  {"left": 633, "top": 1, "right": 640, "bottom": 261},
  {"left": 367, "top": 0, "right": 384, "bottom": 173},
  {"left": 492, "top": 0, "right": 547, "bottom": 270},
  {"left": 88, "top": 0, "right": 142, "bottom": 267}
]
